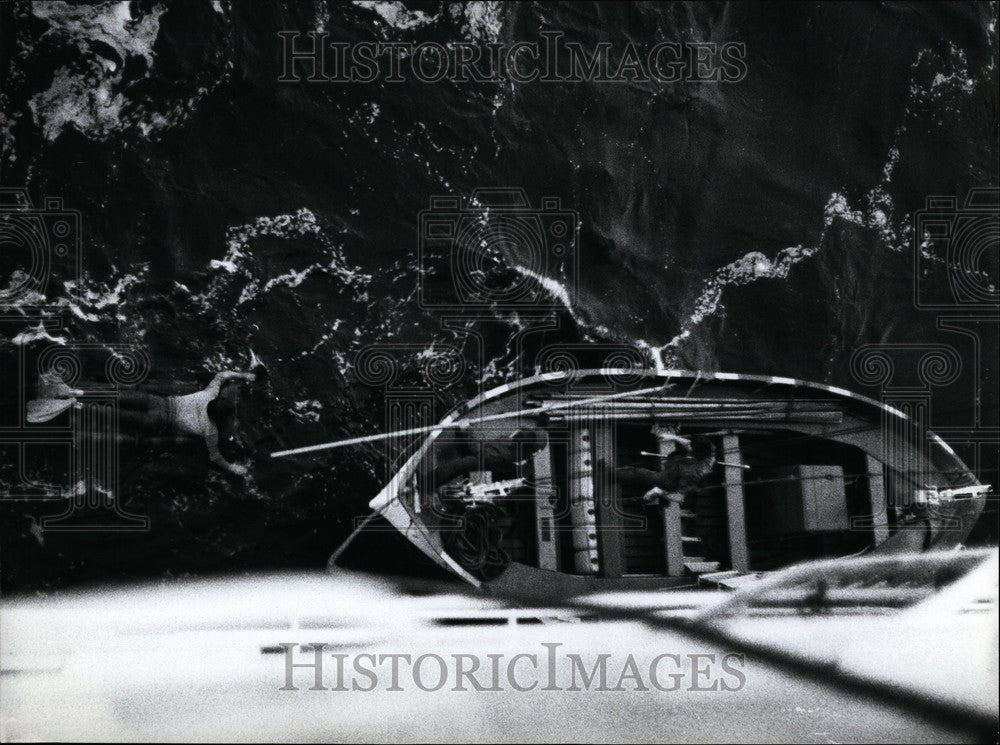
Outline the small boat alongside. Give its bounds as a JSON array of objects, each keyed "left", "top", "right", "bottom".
[{"left": 326, "top": 369, "right": 988, "bottom": 601}]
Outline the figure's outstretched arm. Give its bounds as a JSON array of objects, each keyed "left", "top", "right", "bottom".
[
  {"left": 204, "top": 371, "right": 255, "bottom": 397},
  {"left": 656, "top": 432, "right": 691, "bottom": 448},
  {"left": 210, "top": 370, "right": 255, "bottom": 386}
]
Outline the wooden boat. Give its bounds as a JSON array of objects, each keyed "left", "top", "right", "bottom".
[{"left": 357, "top": 369, "right": 988, "bottom": 601}]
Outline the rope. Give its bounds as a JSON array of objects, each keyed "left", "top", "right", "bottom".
[
  {"left": 327, "top": 509, "right": 380, "bottom": 569},
  {"left": 443, "top": 503, "right": 510, "bottom": 580}
]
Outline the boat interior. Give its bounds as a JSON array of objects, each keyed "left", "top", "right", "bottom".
[{"left": 401, "top": 374, "right": 981, "bottom": 586}]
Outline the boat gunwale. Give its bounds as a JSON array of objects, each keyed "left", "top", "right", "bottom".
[{"left": 465, "top": 368, "right": 977, "bottom": 479}]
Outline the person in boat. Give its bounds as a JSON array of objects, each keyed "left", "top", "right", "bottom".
[
  {"left": 425, "top": 425, "right": 547, "bottom": 581},
  {"left": 28, "top": 369, "right": 256, "bottom": 477},
  {"left": 427, "top": 426, "right": 548, "bottom": 495},
  {"left": 615, "top": 429, "right": 717, "bottom": 508}
]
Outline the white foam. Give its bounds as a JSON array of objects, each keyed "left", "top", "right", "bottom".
[
  {"left": 657, "top": 243, "right": 821, "bottom": 361},
  {"left": 510, "top": 263, "right": 585, "bottom": 329},
  {"left": 353, "top": 1, "right": 433, "bottom": 31},
  {"left": 291, "top": 399, "right": 323, "bottom": 423},
  {"left": 26, "top": 2, "right": 230, "bottom": 142},
  {"left": 199, "top": 210, "right": 372, "bottom": 336},
  {"left": 12, "top": 321, "right": 67, "bottom": 346},
  {"left": 454, "top": 2, "right": 504, "bottom": 44},
  {"left": 28, "top": 3, "right": 166, "bottom": 141}
]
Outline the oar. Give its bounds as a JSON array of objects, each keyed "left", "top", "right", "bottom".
[
  {"left": 271, "top": 382, "right": 674, "bottom": 459},
  {"left": 639, "top": 451, "right": 750, "bottom": 469}
]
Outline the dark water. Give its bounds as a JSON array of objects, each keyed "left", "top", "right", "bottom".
[{"left": 0, "top": 1, "right": 996, "bottom": 591}]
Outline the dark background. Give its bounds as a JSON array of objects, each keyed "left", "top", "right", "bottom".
[{"left": 0, "top": 1, "right": 996, "bottom": 591}]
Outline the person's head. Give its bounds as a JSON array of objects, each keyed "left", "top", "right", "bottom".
[
  {"left": 690, "top": 435, "right": 715, "bottom": 460},
  {"left": 206, "top": 396, "right": 236, "bottom": 428},
  {"left": 207, "top": 397, "right": 246, "bottom": 455},
  {"left": 510, "top": 427, "right": 547, "bottom": 456}
]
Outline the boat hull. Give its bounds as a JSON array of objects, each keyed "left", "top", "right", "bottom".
[{"left": 360, "top": 369, "right": 986, "bottom": 595}]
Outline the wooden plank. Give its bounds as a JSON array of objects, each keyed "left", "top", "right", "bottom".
[
  {"left": 866, "top": 454, "right": 890, "bottom": 544},
  {"left": 568, "top": 424, "right": 599, "bottom": 575},
  {"left": 532, "top": 443, "right": 559, "bottom": 571},
  {"left": 592, "top": 421, "right": 623, "bottom": 578},
  {"left": 722, "top": 434, "right": 749, "bottom": 572}
]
